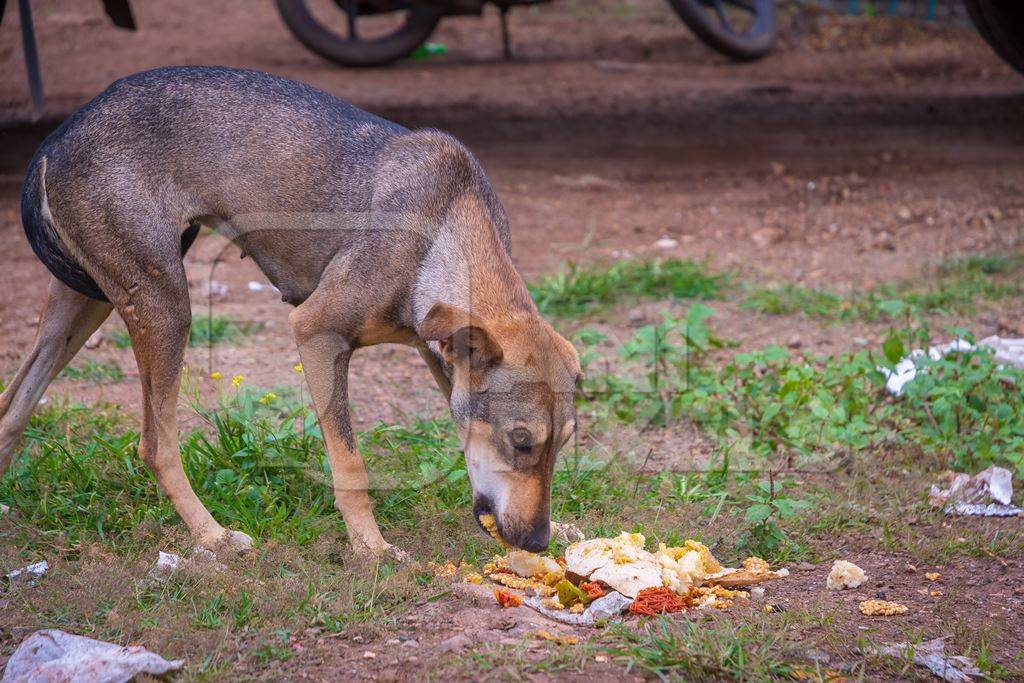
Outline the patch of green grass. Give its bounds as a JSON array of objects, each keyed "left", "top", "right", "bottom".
[
  {"left": 741, "top": 284, "right": 845, "bottom": 318},
  {"left": 529, "top": 259, "right": 726, "bottom": 318},
  {"left": 579, "top": 308, "right": 1024, "bottom": 480},
  {"left": 60, "top": 359, "right": 124, "bottom": 383},
  {"left": 601, "top": 616, "right": 817, "bottom": 681},
  {"left": 743, "top": 252, "right": 1024, "bottom": 322},
  {"left": 108, "top": 315, "right": 262, "bottom": 349}
]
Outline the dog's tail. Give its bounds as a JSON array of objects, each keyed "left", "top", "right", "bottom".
[{"left": 21, "top": 155, "right": 109, "bottom": 302}]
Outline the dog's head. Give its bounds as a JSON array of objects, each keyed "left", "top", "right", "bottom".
[{"left": 419, "top": 302, "right": 581, "bottom": 551}]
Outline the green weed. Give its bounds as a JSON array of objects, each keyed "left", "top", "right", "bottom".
[
  {"left": 108, "top": 315, "right": 261, "bottom": 349},
  {"left": 529, "top": 259, "right": 726, "bottom": 318},
  {"left": 60, "top": 359, "right": 124, "bottom": 383},
  {"left": 601, "top": 616, "right": 811, "bottom": 681}
]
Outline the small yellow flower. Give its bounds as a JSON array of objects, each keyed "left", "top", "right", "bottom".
[
  {"left": 293, "top": 363, "right": 304, "bottom": 374},
  {"left": 231, "top": 374, "right": 244, "bottom": 388},
  {"left": 258, "top": 391, "right": 277, "bottom": 405},
  {"left": 210, "top": 371, "right": 222, "bottom": 380}
]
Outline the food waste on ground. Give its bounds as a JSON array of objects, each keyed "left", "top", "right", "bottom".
[{"left": 455, "top": 524, "right": 789, "bottom": 618}]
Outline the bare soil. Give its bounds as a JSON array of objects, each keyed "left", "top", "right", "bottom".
[{"left": 1, "top": 1, "right": 1023, "bottom": 679}]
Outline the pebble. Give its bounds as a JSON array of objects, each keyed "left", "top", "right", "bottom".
[
  {"left": 362, "top": 651, "right": 376, "bottom": 659},
  {"left": 401, "top": 639, "right": 420, "bottom": 649},
  {"left": 439, "top": 635, "right": 472, "bottom": 653}
]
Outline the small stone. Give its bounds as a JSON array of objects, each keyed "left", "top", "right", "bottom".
[
  {"left": 787, "top": 335, "right": 802, "bottom": 349},
  {"left": 770, "top": 161, "right": 786, "bottom": 176},
  {"left": 385, "top": 638, "right": 400, "bottom": 646},
  {"left": 362, "top": 651, "right": 376, "bottom": 659},
  {"left": 654, "top": 237, "right": 679, "bottom": 250},
  {"left": 896, "top": 207, "right": 912, "bottom": 221},
  {"left": 439, "top": 635, "right": 472, "bottom": 653},
  {"left": 401, "top": 639, "right": 419, "bottom": 649}
]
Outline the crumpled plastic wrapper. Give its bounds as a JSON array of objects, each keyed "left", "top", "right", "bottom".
[
  {"left": 1, "top": 629, "right": 184, "bottom": 683},
  {"left": 4, "top": 561, "right": 48, "bottom": 587},
  {"left": 880, "top": 336, "right": 1024, "bottom": 396},
  {"left": 930, "top": 466, "right": 1021, "bottom": 517},
  {"left": 878, "top": 637, "right": 982, "bottom": 683},
  {"left": 523, "top": 591, "right": 633, "bottom": 626}
]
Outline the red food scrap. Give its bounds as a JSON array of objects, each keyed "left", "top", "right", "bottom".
[
  {"left": 580, "top": 582, "right": 605, "bottom": 600},
  {"left": 494, "top": 588, "right": 522, "bottom": 609},
  {"left": 629, "top": 587, "right": 690, "bottom": 616}
]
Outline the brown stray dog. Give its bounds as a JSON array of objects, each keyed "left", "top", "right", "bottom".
[{"left": 0, "top": 67, "right": 580, "bottom": 558}]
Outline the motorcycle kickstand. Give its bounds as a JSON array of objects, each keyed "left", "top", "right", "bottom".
[{"left": 499, "top": 5, "right": 512, "bottom": 60}]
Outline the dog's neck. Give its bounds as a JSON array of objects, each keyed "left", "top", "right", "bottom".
[{"left": 412, "top": 224, "right": 535, "bottom": 354}]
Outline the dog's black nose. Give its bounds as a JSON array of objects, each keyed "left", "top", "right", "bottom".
[{"left": 517, "top": 521, "right": 551, "bottom": 553}]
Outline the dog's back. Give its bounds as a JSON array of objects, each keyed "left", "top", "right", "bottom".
[{"left": 22, "top": 66, "right": 485, "bottom": 304}]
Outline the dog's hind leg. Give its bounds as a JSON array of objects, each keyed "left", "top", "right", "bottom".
[
  {"left": 119, "top": 267, "right": 253, "bottom": 553},
  {"left": 0, "top": 277, "right": 113, "bottom": 477}
]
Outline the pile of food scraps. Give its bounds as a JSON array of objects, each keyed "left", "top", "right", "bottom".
[{"left": 466, "top": 526, "right": 788, "bottom": 621}]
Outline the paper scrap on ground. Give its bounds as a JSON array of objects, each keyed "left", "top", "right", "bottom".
[
  {"left": 878, "top": 637, "right": 982, "bottom": 683},
  {"left": 930, "top": 466, "right": 1021, "bottom": 517},
  {"left": 1, "top": 629, "right": 183, "bottom": 683},
  {"left": 4, "top": 561, "right": 48, "bottom": 586},
  {"left": 523, "top": 591, "right": 633, "bottom": 626}
]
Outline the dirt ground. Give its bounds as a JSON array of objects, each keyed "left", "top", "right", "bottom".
[{"left": 1, "top": 0, "right": 1023, "bottom": 680}]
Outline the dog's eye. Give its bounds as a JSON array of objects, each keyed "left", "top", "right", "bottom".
[{"left": 509, "top": 427, "right": 533, "bottom": 453}]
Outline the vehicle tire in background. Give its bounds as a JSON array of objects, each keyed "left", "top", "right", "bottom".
[
  {"left": 667, "top": 0, "right": 776, "bottom": 61},
  {"left": 275, "top": 0, "right": 443, "bottom": 67},
  {"left": 964, "top": 0, "right": 1024, "bottom": 75}
]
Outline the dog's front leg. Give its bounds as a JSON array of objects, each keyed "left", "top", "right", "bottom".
[{"left": 288, "top": 306, "right": 402, "bottom": 560}]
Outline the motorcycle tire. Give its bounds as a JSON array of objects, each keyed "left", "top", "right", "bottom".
[
  {"left": 666, "top": 0, "right": 776, "bottom": 62},
  {"left": 275, "top": 0, "right": 443, "bottom": 67},
  {"left": 964, "top": 0, "right": 1024, "bottom": 76}
]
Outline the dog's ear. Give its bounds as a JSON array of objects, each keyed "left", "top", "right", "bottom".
[{"left": 419, "top": 302, "right": 503, "bottom": 370}]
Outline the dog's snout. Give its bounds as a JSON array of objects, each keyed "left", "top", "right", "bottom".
[{"left": 515, "top": 520, "right": 551, "bottom": 553}]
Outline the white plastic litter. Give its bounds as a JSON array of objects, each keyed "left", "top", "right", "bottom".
[
  {"left": 878, "top": 637, "right": 982, "bottom": 683},
  {"left": 523, "top": 590, "right": 633, "bottom": 626},
  {"left": 1, "top": 629, "right": 184, "bottom": 683},
  {"left": 5, "top": 561, "right": 48, "bottom": 586},
  {"left": 149, "top": 551, "right": 182, "bottom": 581},
  {"left": 977, "top": 335, "right": 1024, "bottom": 367},
  {"left": 930, "top": 466, "right": 1021, "bottom": 517},
  {"left": 880, "top": 337, "right": 1024, "bottom": 396},
  {"left": 879, "top": 339, "right": 974, "bottom": 396}
]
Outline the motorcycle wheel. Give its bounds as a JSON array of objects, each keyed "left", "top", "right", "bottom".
[
  {"left": 964, "top": 0, "right": 1024, "bottom": 76},
  {"left": 666, "top": 0, "right": 776, "bottom": 61},
  {"left": 275, "top": 0, "right": 443, "bottom": 67}
]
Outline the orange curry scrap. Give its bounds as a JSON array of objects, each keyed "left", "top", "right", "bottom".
[
  {"left": 629, "top": 587, "right": 691, "bottom": 616},
  {"left": 494, "top": 588, "right": 523, "bottom": 609}
]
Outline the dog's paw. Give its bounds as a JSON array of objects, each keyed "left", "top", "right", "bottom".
[
  {"left": 355, "top": 539, "right": 415, "bottom": 566},
  {"left": 199, "top": 528, "right": 254, "bottom": 555}
]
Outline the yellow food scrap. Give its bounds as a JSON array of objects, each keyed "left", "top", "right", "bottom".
[
  {"left": 463, "top": 572, "right": 483, "bottom": 585},
  {"left": 540, "top": 597, "right": 565, "bottom": 611},
  {"left": 479, "top": 514, "right": 509, "bottom": 547},
  {"left": 429, "top": 561, "right": 458, "bottom": 577},
  {"left": 568, "top": 603, "right": 586, "bottom": 614},
  {"left": 925, "top": 572, "right": 941, "bottom": 581},
  {"left": 742, "top": 557, "right": 771, "bottom": 574},
  {"left": 827, "top": 560, "right": 866, "bottom": 590},
  {"left": 930, "top": 590, "right": 942, "bottom": 597},
  {"left": 684, "top": 540, "right": 724, "bottom": 574},
  {"left": 534, "top": 630, "right": 579, "bottom": 645},
  {"left": 859, "top": 599, "right": 908, "bottom": 616}
]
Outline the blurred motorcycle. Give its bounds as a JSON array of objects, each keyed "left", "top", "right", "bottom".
[{"left": 274, "top": 0, "right": 777, "bottom": 67}]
